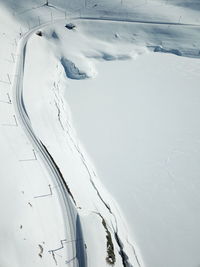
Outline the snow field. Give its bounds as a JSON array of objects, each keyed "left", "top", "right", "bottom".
[{"left": 0, "top": 0, "right": 200, "bottom": 266}]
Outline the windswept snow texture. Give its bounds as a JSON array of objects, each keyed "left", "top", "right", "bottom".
[
  {"left": 169, "top": 0, "right": 200, "bottom": 10},
  {"left": 153, "top": 46, "right": 182, "bottom": 56}
]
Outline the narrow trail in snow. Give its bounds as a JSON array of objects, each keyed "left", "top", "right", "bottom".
[
  {"left": 12, "top": 18, "right": 88, "bottom": 267},
  {"left": 81, "top": 16, "right": 200, "bottom": 27}
]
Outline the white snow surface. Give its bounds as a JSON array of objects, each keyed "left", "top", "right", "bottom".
[
  {"left": 0, "top": 0, "right": 200, "bottom": 266},
  {"left": 65, "top": 53, "right": 200, "bottom": 267}
]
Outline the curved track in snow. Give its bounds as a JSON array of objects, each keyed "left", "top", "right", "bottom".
[
  {"left": 81, "top": 16, "right": 200, "bottom": 27},
  {"left": 13, "top": 23, "right": 87, "bottom": 267}
]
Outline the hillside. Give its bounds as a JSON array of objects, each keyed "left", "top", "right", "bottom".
[{"left": 0, "top": 0, "right": 200, "bottom": 266}]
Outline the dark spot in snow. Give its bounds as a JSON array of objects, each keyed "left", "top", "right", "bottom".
[
  {"left": 52, "top": 31, "right": 59, "bottom": 39},
  {"left": 61, "top": 58, "right": 88, "bottom": 80},
  {"left": 36, "top": 31, "right": 42, "bottom": 37},
  {"left": 65, "top": 23, "right": 76, "bottom": 30},
  {"left": 114, "top": 33, "right": 119, "bottom": 38},
  {"left": 153, "top": 45, "right": 182, "bottom": 56},
  {"left": 38, "top": 244, "right": 44, "bottom": 258}
]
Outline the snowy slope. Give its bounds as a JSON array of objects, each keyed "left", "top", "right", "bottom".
[
  {"left": 65, "top": 53, "right": 200, "bottom": 267},
  {"left": 0, "top": 0, "right": 200, "bottom": 267},
  {"left": 0, "top": 4, "right": 81, "bottom": 267}
]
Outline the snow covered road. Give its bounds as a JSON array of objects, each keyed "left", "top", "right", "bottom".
[
  {"left": 12, "top": 22, "right": 87, "bottom": 267},
  {"left": 81, "top": 16, "right": 200, "bottom": 27}
]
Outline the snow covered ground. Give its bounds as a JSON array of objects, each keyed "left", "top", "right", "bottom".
[
  {"left": 0, "top": 5, "right": 79, "bottom": 267},
  {"left": 0, "top": 0, "right": 200, "bottom": 266},
  {"left": 65, "top": 53, "right": 200, "bottom": 267}
]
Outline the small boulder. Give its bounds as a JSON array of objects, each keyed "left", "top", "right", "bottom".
[
  {"left": 36, "top": 31, "right": 42, "bottom": 37},
  {"left": 65, "top": 23, "right": 76, "bottom": 30}
]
